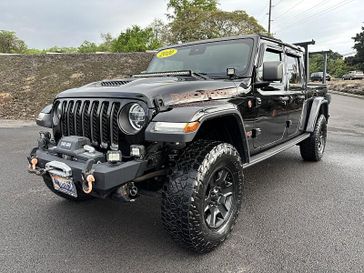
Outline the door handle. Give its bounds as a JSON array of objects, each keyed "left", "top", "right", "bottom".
[{"left": 255, "top": 97, "right": 262, "bottom": 107}]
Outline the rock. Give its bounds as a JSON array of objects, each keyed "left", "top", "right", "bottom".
[
  {"left": 0, "top": 53, "right": 153, "bottom": 119},
  {"left": 0, "top": 92, "right": 12, "bottom": 104}
]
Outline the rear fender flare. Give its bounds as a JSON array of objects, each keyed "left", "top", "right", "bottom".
[{"left": 305, "top": 97, "right": 329, "bottom": 132}]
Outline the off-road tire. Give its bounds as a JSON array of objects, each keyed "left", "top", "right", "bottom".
[
  {"left": 161, "top": 140, "right": 244, "bottom": 253},
  {"left": 300, "top": 114, "right": 327, "bottom": 161},
  {"left": 43, "top": 174, "right": 93, "bottom": 201}
]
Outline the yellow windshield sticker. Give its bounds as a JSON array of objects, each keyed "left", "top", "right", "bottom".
[{"left": 157, "top": 48, "right": 177, "bottom": 59}]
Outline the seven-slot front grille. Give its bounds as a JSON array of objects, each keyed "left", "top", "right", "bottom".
[{"left": 57, "top": 99, "right": 121, "bottom": 149}]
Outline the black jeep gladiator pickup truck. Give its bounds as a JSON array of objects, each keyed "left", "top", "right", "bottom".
[{"left": 28, "top": 34, "right": 330, "bottom": 253}]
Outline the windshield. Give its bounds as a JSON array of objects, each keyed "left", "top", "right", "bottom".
[{"left": 146, "top": 38, "right": 254, "bottom": 78}]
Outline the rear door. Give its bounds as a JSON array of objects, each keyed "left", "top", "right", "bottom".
[{"left": 285, "top": 50, "right": 306, "bottom": 138}]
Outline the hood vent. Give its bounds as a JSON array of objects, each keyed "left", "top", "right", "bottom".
[{"left": 100, "top": 79, "right": 132, "bottom": 87}]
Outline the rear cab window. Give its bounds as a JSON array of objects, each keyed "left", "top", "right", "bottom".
[{"left": 286, "top": 54, "right": 304, "bottom": 90}]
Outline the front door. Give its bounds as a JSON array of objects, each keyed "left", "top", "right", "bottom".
[{"left": 253, "top": 47, "right": 288, "bottom": 150}]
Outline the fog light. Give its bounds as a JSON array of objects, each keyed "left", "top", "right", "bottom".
[
  {"left": 130, "top": 145, "right": 145, "bottom": 159},
  {"left": 107, "top": 150, "right": 122, "bottom": 163}
]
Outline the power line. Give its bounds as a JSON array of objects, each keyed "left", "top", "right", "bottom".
[
  {"left": 257, "top": 2, "right": 270, "bottom": 19},
  {"left": 295, "top": 0, "right": 354, "bottom": 23},
  {"left": 274, "top": 0, "right": 285, "bottom": 7},
  {"left": 274, "top": 0, "right": 304, "bottom": 20},
  {"left": 266, "top": 0, "right": 284, "bottom": 35},
  {"left": 256, "top": 1, "right": 270, "bottom": 23},
  {"left": 274, "top": 0, "right": 345, "bottom": 32},
  {"left": 276, "top": 0, "right": 328, "bottom": 23},
  {"left": 276, "top": 0, "right": 355, "bottom": 34}
]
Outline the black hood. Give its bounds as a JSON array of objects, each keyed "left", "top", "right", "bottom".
[{"left": 56, "top": 77, "right": 251, "bottom": 108}]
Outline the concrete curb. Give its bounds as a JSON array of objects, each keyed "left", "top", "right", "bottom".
[
  {"left": 329, "top": 90, "right": 364, "bottom": 100},
  {"left": 0, "top": 119, "right": 35, "bottom": 128}
]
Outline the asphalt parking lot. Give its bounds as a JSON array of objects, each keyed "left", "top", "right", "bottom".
[{"left": 0, "top": 94, "right": 363, "bottom": 273}]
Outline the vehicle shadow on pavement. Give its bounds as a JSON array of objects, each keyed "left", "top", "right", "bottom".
[
  {"left": 42, "top": 195, "right": 189, "bottom": 253},
  {"left": 15, "top": 146, "right": 345, "bottom": 273},
  {"left": 40, "top": 148, "right": 310, "bottom": 258}
]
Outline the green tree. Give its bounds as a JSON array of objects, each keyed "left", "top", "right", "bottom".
[
  {"left": 167, "top": 0, "right": 218, "bottom": 18},
  {"left": 309, "top": 50, "right": 350, "bottom": 78},
  {"left": 78, "top": 40, "right": 99, "bottom": 53},
  {"left": 98, "top": 33, "right": 114, "bottom": 52},
  {"left": 328, "top": 58, "right": 349, "bottom": 78},
  {"left": 166, "top": 0, "right": 266, "bottom": 43},
  {"left": 350, "top": 26, "right": 364, "bottom": 71},
  {"left": 0, "top": 30, "right": 27, "bottom": 53},
  {"left": 46, "top": 46, "right": 78, "bottom": 53},
  {"left": 24, "top": 48, "right": 46, "bottom": 54},
  {"left": 111, "top": 25, "right": 161, "bottom": 52},
  {"left": 148, "top": 19, "right": 172, "bottom": 47}
]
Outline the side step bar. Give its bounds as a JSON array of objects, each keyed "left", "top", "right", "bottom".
[{"left": 243, "top": 133, "right": 310, "bottom": 169}]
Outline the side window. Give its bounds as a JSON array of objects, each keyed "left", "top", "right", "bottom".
[
  {"left": 264, "top": 50, "right": 281, "bottom": 62},
  {"left": 257, "top": 49, "right": 282, "bottom": 81},
  {"left": 286, "top": 55, "right": 302, "bottom": 87}
]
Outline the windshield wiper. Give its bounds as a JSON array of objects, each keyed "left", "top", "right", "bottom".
[
  {"left": 191, "top": 72, "right": 210, "bottom": 80},
  {"left": 210, "top": 75, "right": 249, "bottom": 80}
]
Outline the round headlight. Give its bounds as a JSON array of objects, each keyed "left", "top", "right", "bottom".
[
  {"left": 129, "top": 103, "right": 146, "bottom": 130},
  {"left": 52, "top": 103, "right": 62, "bottom": 126},
  {"left": 118, "top": 103, "right": 146, "bottom": 135}
]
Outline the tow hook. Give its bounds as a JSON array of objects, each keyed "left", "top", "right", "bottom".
[
  {"left": 82, "top": 174, "right": 95, "bottom": 194},
  {"left": 128, "top": 182, "right": 138, "bottom": 198},
  {"left": 112, "top": 182, "right": 139, "bottom": 202},
  {"left": 30, "top": 157, "right": 38, "bottom": 171},
  {"left": 81, "top": 159, "right": 95, "bottom": 194},
  {"left": 27, "top": 156, "right": 45, "bottom": 175}
]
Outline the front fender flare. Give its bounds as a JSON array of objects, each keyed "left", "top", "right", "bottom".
[{"left": 145, "top": 103, "right": 250, "bottom": 161}]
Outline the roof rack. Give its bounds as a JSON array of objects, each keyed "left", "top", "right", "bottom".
[
  {"left": 259, "top": 35, "right": 303, "bottom": 52},
  {"left": 293, "top": 40, "right": 316, "bottom": 82},
  {"left": 258, "top": 34, "right": 283, "bottom": 44}
]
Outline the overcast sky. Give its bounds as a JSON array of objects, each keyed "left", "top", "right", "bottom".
[{"left": 0, "top": 0, "right": 362, "bottom": 55}]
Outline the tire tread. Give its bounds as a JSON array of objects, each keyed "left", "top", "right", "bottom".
[
  {"left": 161, "top": 140, "right": 243, "bottom": 253},
  {"left": 300, "top": 114, "right": 327, "bottom": 161}
]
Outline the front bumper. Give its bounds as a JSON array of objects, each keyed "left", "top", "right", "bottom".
[{"left": 28, "top": 148, "right": 147, "bottom": 192}]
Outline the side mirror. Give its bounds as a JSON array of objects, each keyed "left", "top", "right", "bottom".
[
  {"left": 36, "top": 104, "right": 53, "bottom": 128},
  {"left": 263, "top": 61, "right": 283, "bottom": 82}
]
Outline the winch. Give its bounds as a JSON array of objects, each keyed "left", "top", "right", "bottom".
[{"left": 48, "top": 136, "right": 105, "bottom": 162}]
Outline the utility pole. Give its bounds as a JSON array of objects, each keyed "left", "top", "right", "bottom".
[
  {"left": 268, "top": 0, "right": 272, "bottom": 35},
  {"left": 323, "top": 52, "right": 328, "bottom": 84}
]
